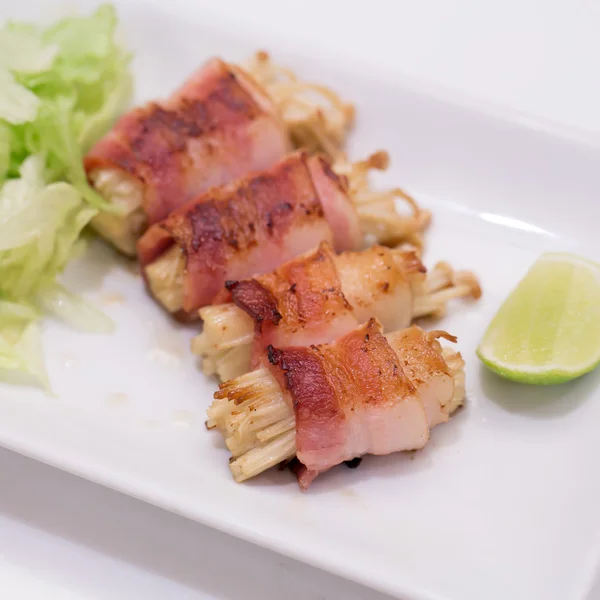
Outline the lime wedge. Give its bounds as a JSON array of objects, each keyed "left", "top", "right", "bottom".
[{"left": 477, "top": 252, "right": 600, "bottom": 384}]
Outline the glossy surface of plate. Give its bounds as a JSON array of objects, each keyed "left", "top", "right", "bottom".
[{"left": 1, "top": 2, "right": 599, "bottom": 599}]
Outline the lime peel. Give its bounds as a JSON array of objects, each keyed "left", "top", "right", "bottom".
[{"left": 477, "top": 252, "right": 600, "bottom": 385}]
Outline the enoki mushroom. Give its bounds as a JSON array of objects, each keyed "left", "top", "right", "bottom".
[
  {"left": 245, "top": 50, "right": 355, "bottom": 160},
  {"left": 207, "top": 333, "right": 465, "bottom": 483},
  {"left": 338, "top": 151, "right": 432, "bottom": 248},
  {"left": 89, "top": 169, "right": 146, "bottom": 256},
  {"left": 413, "top": 262, "right": 481, "bottom": 319},
  {"left": 193, "top": 260, "right": 479, "bottom": 382},
  {"left": 191, "top": 305, "right": 254, "bottom": 382}
]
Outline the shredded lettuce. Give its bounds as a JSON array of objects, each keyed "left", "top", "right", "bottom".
[
  {"left": 0, "top": 69, "right": 40, "bottom": 125},
  {"left": 0, "top": 4, "right": 131, "bottom": 389},
  {"left": 0, "top": 321, "right": 50, "bottom": 391},
  {"left": 0, "top": 155, "right": 96, "bottom": 296},
  {"left": 37, "top": 282, "right": 115, "bottom": 334},
  {"left": 0, "top": 27, "right": 59, "bottom": 73}
]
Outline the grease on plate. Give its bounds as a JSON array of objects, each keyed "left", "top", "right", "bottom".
[
  {"left": 146, "top": 348, "right": 181, "bottom": 367},
  {"left": 102, "top": 292, "right": 126, "bottom": 305},
  {"left": 171, "top": 409, "right": 195, "bottom": 428},
  {"left": 105, "top": 392, "right": 128, "bottom": 406}
]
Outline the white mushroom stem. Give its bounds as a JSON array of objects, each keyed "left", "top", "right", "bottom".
[
  {"left": 191, "top": 305, "right": 254, "bottom": 381},
  {"left": 244, "top": 51, "right": 355, "bottom": 160},
  {"left": 335, "top": 151, "right": 432, "bottom": 248},
  {"left": 144, "top": 245, "right": 186, "bottom": 314},
  {"left": 89, "top": 169, "right": 146, "bottom": 256},
  {"left": 442, "top": 348, "right": 466, "bottom": 415},
  {"left": 412, "top": 263, "right": 482, "bottom": 319}
]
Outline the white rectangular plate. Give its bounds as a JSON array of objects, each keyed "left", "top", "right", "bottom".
[{"left": 1, "top": 2, "right": 600, "bottom": 599}]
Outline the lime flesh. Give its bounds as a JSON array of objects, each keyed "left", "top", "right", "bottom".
[{"left": 477, "top": 252, "right": 600, "bottom": 384}]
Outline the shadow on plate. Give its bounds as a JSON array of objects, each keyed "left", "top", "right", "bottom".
[{"left": 479, "top": 363, "right": 599, "bottom": 419}]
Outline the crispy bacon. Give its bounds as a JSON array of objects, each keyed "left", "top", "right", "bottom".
[
  {"left": 306, "top": 156, "right": 361, "bottom": 251},
  {"left": 332, "top": 244, "right": 425, "bottom": 332},
  {"left": 138, "top": 152, "right": 362, "bottom": 317},
  {"left": 193, "top": 242, "right": 480, "bottom": 381},
  {"left": 386, "top": 327, "right": 456, "bottom": 428},
  {"left": 85, "top": 58, "right": 290, "bottom": 253},
  {"left": 210, "top": 320, "right": 464, "bottom": 488},
  {"left": 227, "top": 242, "right": 358, "bottom": 368},
  {"left": 269, "top": 320, "right": 430, "bottom": 486}
]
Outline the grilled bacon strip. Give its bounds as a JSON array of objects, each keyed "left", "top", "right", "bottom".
[
  {"left": 86, "top": 58, "right": 290, "bottom": 255},
  {"left": 193, "top": 241, "right": 480, "bottom": 381},
  {"left": 208, "top": 319, "right": 465, "bottom": 489},
  {"left": 140, "top": 150, "right": 433, "bottom": 318},
  {"left": 138, "top": 152, "right": 351, "bottom": 318},
  {"left": 85, "top": 54, "right": 354, "bottom": 256}
]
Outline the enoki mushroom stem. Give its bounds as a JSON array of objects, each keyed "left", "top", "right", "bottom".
[
  {"left": 245, "top": 51, "right": 355, "bottom": 160},
  {"left": 144, "top": 245, "right": 185, "bottom": 313},
  {"left": 88, "top": 169, "right": 146, "bottom": 256},
  {"left": 336, "top": 151, "right": 432, "bottom": 247},
  {"left": 442, "top": 348, "right": 466, "bottom": 415},
  {"left": 412, "top": 263, "right": 482, "bottom": 319},
  {"left": 208, "top": 368, "right": 295, "bottom": 481},
  {"left": 208, "top": 340, "right": 465, "bottom": 483},
  {"left": 191, "top": 304, "right": 254, "bottom": 381}
]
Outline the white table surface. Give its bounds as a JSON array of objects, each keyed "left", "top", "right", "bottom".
[{"left": 2, "top": 0, "right": 600, "bottom": 598}]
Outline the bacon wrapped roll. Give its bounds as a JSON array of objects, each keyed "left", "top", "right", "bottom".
[
  {"left": 138, "top": 150, "right": 431, "bottom": 319},
  {"left": 208, "top": 319, "right": 465, "bottom": 489},
  {"left": 192, "top": 241, "right": 480, "bottom": 381},
  {"left": 85, "top": 53, "right": 353, "bottom": 255}
]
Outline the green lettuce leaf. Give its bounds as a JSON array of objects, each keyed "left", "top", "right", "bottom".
[
  {"left": 0, "top": 69, "right": 40, "bottom": 125},
  {"left": 0, "top": 27, "right": 58, "bottom": 73},
  {"left": 0, "top": 321, "right": 50, "bottom": 392},
  {"left": 0, "top": 297, "right": 48, "bottom": 390},
  {"left": 0, "top": 154, "right": 96, "bottom": 297},
  {"left": 0, "top": 4, "right": 132, "bottom": 389}
]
